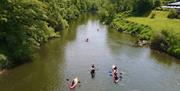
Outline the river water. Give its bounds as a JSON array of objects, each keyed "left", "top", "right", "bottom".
[{"left": 0, "top": 15, "right": 180, "bottom": 91}]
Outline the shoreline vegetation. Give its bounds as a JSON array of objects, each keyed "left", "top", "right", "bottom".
[
  {"left": 0, "top": 0, "right": 100, "bottom": 69},
  {"left": 0, "top": 0, "right": 179, "bottom": 70},
  {"left": 99, "top": 11, "right": 180, "bottom": 59},
  {"left": 97, "top": 0, "right": 180, "bottom": 59},
  {"left": 127, "top": 11, "right": 180, "bottom": 59}
]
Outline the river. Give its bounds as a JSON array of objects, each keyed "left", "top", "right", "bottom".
[{"left": 0, "top": 14, "right": 180, "bottom": 91}]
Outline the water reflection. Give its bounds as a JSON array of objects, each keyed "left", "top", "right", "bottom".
[{"left": 150, "top": 50, "right": 180, "bottom": 67}]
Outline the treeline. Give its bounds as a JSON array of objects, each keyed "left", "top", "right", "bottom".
[
  {"left": 0, "top": 0, "right": 101, "bottom": 69},
  {"left": 98, "top": 0, "right": 158, "bottom": 24},
  {"left": 98, "top": 0, "right": 177, "bottom": 21}
]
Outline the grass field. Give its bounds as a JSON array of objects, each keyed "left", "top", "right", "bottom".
[{"left": 127, "top": 11, "right": 180, "bottom": 33}]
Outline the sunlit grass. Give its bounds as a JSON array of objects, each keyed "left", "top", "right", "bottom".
[{"left": 127, "top": 11, "right": 180, "bottom": 33}]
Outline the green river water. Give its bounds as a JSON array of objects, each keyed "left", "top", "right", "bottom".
[{"left": 0, "top": 15, "right": 180, "bottom": 91}]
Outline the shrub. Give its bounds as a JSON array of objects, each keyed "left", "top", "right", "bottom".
[
  {"left": 177, "top": 14, "right": 180, "bottom": 19},
  {"left": 168, "top": 9, "right": 178, "bottom": 19},
  {"left": 150, "top": 31, "right": 170, "bottom": 52},
  {"left": 168, "top": 46, "right": 180, "bottom": 59},
  {"left": 0, "top": 54, "right": 7, "bottom": 69},
  {"left": 150, "top": 13, "right": 156, "bottom": 19}
]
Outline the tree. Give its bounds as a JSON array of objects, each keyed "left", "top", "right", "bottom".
[
  {"left": 154, "top": 0, "right": 161, "bottom": 8},
  {"left": 132, "top": 0, "right": 154, "bottom": 16}
]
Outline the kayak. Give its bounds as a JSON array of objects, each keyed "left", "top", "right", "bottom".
[{"left": 69, "top": 77, "right": 78, "bottom": 89}]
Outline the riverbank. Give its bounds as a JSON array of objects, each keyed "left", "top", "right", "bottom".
[
  {"left": 0, "top": 69, "right": 6, "bottom": 75},
  {"left": 100, "top": 12, "right": 180, "bottom": 59},
  {"left": 127, "top": 11, "right": 180, "bottom": 59}
]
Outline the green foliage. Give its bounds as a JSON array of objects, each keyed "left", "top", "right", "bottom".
[
  {"left": 127, "top": 11, "right": 180, "bottom": 34},
  {"left": 132, "top": 0, "right": 154, "bottom": 16},
  {"left": 98, "top": 0, "right": 180, "bottom": 58},
  {"left": 161, "top": 0, "right": 176, "bottom": 5},
  {"left": 0, "top": 54, "right": 7, "bottom": 69},
  {"left": 151, "top": 30, "right": 180, "bottom": 58},
  {"left": 150, "top": 30, "right": 170, "bottom": 52},
  {"left": 150, "top": 12, "right": 156, "bottom": 19},
  {"left": 110, "top": 13, "right": 153, "bottom": 40},
  {"left": 168, "top": 9, "right": 179, "bottom": 19},
  {"left": 154, "top": 0, "right": 161, "bottom": 8},
  {"left": 0, "top": 0, "right": 45, "bottom": 65},
  {"left": 0, "top": 0, "right": 101, "bottom": 68}
]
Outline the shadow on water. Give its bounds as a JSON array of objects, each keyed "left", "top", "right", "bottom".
[{"left": 150, "top": 50, "right": 180, "bottom": 67}]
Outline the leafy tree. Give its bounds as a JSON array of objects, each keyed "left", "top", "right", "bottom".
[{"left": 132, "top": 0, "right": 154, "bottom": 16}]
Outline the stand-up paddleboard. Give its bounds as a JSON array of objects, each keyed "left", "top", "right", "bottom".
[
  {"left": 69, "top": 77, "right": 78, "bottom": 89},
  {"left": 113, "top": 76, "right": 120, "bottom": 83}
]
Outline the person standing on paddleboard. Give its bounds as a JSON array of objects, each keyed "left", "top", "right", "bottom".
[{"left": 90, "top": 64, "right": 95, "bottom": 78}]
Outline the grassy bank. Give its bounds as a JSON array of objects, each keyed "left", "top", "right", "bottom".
[
  {"left": 110, "top": 14, "right": 153, "bottom": 40},
  {"left": 127, "top": 11, "right": 180, "bottom": 58},
  {"left": 108, "top": 11, "right": 180, "bottom": 59},
  {"left": 127, "top": 11, "right": 180, "bottom": 33}
]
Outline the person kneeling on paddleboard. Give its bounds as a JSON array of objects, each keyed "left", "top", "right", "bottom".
[
  {"left": 69, "top": 77, "right": 79, "bottom": 89},
  {"left": 112, "top": 65, "right": 119, "bottom": 82}
]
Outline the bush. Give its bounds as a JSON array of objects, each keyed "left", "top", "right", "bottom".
[
  {"left": 150, "top": 13, "right": 156, "bottom": 19},
  {"left": 150, "top": 31, "right": 170, "bottom": 52},
  {"left": 150, "top": 30, "right": 180, "bottom": 58},
  {"left": 0, "top": 54, "right": 7, "bottom": 69},
  {"left": 168, "top": 46, "right": 180, "bottom": 59},
  {"left": 168, "top": 9, "right": 178, "bottom": 19},
  {"left": 177, "top": 14, "right": 180, "bottom": 19},
  {"left": 110, "top": 14, "right": 153, "bottom": 40}
]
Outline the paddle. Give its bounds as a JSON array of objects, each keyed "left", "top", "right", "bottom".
[
  {"left": 108, "top": 70, "right": 123, "bottom": 78},
  {"left": 109, "top": 71, "right": 123, "bottom": 74},
  {"left": 66, "top": 78, "right": 81, "bottom": 85},
  {"left": 109, "top": 74, "right": 113, "bottom": 76},
  {"left": 66, "top": 78, "right": 70, "bottom": 81}
]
